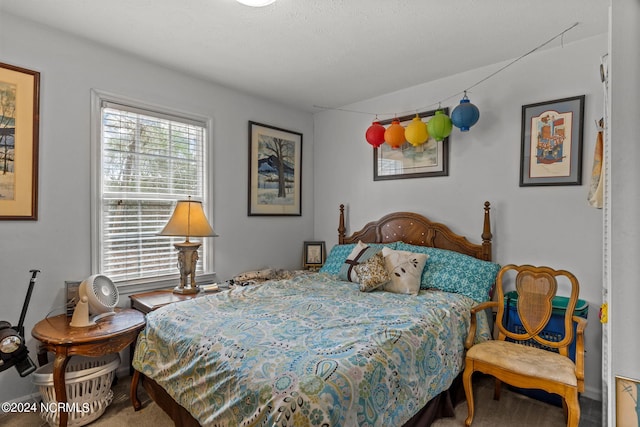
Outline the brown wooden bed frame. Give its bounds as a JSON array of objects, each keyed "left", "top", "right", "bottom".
[{"left": 131, "top": 201, "right": 493, "bottom": 426}]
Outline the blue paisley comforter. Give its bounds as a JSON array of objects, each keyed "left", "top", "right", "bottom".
[{"left": 133, "top": 273, "right": 490, "bottom": 427}]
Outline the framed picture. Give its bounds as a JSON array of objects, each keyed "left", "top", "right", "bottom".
[
  {"left": 248, "top": 121, "right": 302, "bottom": 216},
  {"left": 65, "top": 280, "right": 81, "bottom": 316},
  {"left": 303, "top": 241, "right": 326, "bottom": 270},
  {"left": 0, "top": 62, "right": 40, "bottom": 220},
  {"left": 616, "top": 376, "right": 640, "bottom": 427},
  {"left": 374, "top": 108, "right": 449, "bottom": 181},
  {"left": 520, "top": 95, "right": 584, "bottom": 186}
]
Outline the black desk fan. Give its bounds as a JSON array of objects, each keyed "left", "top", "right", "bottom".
[{"left": 0, "top": 269, "right": 39, "bottom": 377}]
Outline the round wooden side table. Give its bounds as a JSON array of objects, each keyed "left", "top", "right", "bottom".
[{"left": 31, "top": 308, "right": 146, "bottom": 427}]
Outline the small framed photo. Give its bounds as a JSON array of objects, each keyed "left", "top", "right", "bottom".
[
  {"left": 520, "top": 95, "right": 585, "bottom": 186},
  {"left": 616, "top": 375, "right": 640, "bottom": 427},
  {"left": 303, "top": 241, "right": 326, "bottom": 270},
  {"left": 248, "top": 121, "right": 302, "bottom": 216},
  {"left": 374, "top": 108, "right": 449, "bottom": 181},
  {"left": 65, "top": 280, "right": 81, "bottom": 316}
]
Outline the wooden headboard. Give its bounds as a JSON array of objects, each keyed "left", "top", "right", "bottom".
[{"left": 338, "top": 201, "right": 493, "bottom": 261}]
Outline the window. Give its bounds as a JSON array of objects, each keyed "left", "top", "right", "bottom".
[{"left": 91, "top": 91, "right": 212, "bottom": 287}]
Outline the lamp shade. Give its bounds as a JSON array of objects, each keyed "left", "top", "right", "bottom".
[
  {"left": 365, "top": 121, "right": 386, "bottom": 148},
  {"left": 427, "top": 110, "right": 453, "bottom": 141},
  {"left": 384, "top": 119, "right": 406, "bottom": 149},
  {"left": 404, "top": 116, "right": 429, "bottom": 146},
  {"left": 451, "top": 95, "right": 480, "bottom": 131},
  {"left": 159, "top": 199, "right": 217, "bottom": 239}
]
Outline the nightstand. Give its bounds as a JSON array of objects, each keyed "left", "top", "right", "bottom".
[
  {"left": 129, "top": 288, "right": 208, "bottom": 314},
  {"left": 128, "top": 289, "right": 210, "bottom": 375},
  {"left": 31, "top": 309, "right": 146, "bottom": 427}
]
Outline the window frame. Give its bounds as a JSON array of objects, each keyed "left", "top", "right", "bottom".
[{"left": 90, "top": 89, "right": 215, "bottom": 292}]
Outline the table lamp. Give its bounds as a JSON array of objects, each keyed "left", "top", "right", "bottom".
[{"left": 158, "top": 197, "right": 217, "bottom": 294}]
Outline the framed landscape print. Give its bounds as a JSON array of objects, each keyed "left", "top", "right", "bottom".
[
  {"left": 248, "top": 121, "right": 302, "bottom": 216},
  {"left": 0, "top": 62, "right": 40, "bottom": 220},
  {"left": 520, "top": 95, "right": 584, "bottom": 186},
  {"left": 374, "top": 108, "right": 449, "bottom": 181}
]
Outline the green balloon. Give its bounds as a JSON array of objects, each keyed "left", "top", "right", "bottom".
[{"left": 427, "top": 110, "right": 452, "bottom": 141}]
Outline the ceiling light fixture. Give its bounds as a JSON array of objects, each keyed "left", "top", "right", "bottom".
[{"left": 236, "top": 0, "right": 276, "bottom": 6}]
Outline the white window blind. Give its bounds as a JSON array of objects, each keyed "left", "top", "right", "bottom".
[{"left": 96, "top": 97, "right": 210, "bottom": 284}]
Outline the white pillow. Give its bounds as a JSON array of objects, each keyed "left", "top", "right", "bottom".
[{"left": 381, "top": 247, "right": 429, "bottom": 296}]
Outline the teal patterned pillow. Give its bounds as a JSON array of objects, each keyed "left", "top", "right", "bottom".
[
  {"left": 395, "top": 242, "right": 500, "bottom": 302},
  {"left": 320, "top": 242, "right": 397, "bottom": 277},
  {"left": 320, "top": 244, "right": 357, "bottom": 275}
]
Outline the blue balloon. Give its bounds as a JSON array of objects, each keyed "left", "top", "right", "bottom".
[{"left": 451, "top": 97, "right": 480, "bottom": 131}]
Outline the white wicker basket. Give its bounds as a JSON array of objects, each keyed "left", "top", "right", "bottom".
[{"left": 32, "top": 353, "right": 120, "bottom": 427}]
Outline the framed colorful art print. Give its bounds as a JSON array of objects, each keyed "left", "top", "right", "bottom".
[
  {"left": 520, "top": 95, "right": 584, "bottom": 187},
  {"left": 248, "top": 121, "right": 302, "bottom": 216},
  {"left": 0, "top": 62, "right": 40, "bottom": 220}
]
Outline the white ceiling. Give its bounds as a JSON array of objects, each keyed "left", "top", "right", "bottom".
[{"left": 1, "top": 0, "right": 609, "bottom": 112}]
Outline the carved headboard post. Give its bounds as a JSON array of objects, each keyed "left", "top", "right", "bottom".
[
  {"left": 338, "top": 204, "right": 346, "bottom": 244},
  {"left": 481, "top": 201, "right": 493, "bottom": 261}
]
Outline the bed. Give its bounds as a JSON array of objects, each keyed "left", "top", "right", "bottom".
[{"left": 130, "top": 202, "right": 499, "bottom": 427}]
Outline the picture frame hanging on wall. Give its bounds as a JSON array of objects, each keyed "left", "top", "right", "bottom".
[
  {"left": 520, "top": 95, "right": 584, "bottom": 187},
  {"left": 248, "top": 121, "right": 302, "bottom": 216},
  {"left": 615, "top": 375, "right": 640, "bottom": 427},
  {"left": 0, "top": 62, "right": 40, "bottom": 220},
  {"left": 373, "top": 108, "right": 449, "bottom": 181}
]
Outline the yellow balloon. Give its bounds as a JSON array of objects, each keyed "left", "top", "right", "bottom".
[{"left": 405, "top": 116, "right": 429, "bottom": 146}]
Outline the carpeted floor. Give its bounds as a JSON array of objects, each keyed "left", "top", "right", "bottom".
[
  {"left": 0, "top": 375, "right": 171, "bottom": 427},
  {"left": 1, "top": 374, "right": 601, "bottom": 426}
]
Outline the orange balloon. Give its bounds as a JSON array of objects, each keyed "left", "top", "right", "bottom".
[{"left": 384, "top": 119, "right": 405, "bottom": 149}]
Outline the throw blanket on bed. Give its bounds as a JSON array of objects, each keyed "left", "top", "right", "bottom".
[{"left": 133, "top": 273, "right": 490, "bottom": 427}]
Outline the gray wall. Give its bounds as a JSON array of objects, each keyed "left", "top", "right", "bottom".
[
  {"left": 313, "top": 35, "right": 606, "bottom": 400},
  {"left": 0, "top": 15, "right": 314, "bottom": 403},
  {"left": 609, "top": 0, "right": 640, "bottom": 424}
]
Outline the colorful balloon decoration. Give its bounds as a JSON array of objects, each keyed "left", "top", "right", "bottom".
[
  {"left": 427, "top": 110, "right": 452, "bottom": 141},
  {"left": 451, "top": 93, "right": 480, "bottom": 131},
  {"left": 384, "top": 119, "right": 406, "bottom": 149},
  {"left": 404, "top": 115, "right": 429, "bottom": 146},
  {"left": 365, "top": 121, "right": 386, "bottom": 147}
]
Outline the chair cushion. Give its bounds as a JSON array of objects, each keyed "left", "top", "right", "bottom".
[{"left": 467, "top": 340, "right": 578, "bottom": 386}]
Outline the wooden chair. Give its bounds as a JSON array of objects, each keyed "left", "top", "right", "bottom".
[{"left": 462, "top": 264, "right": 587, "bottom": 427}]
